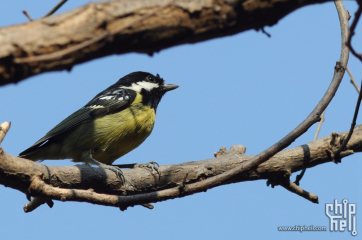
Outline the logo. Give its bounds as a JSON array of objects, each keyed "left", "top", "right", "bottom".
[
  {"left": 325, "top": 199, "right": 357, "bottom": 236},
  {"left": 277, "top": 225, "right": 326, "bottom": 232}
]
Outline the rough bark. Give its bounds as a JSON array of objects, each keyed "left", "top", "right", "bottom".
[
  {"left": 0, "top": 0, "right": 329, "bottom": 86},
  {"left": 0, "top": 121, "right": 360, "bottom": 210}
]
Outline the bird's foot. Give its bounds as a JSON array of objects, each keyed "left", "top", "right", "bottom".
[
  {"left": 100, "top": 163, "right": 124, "bottom": 180},
  {"left": 86, "top": 157, "right": 124, "bottom": 182},
  {"left": 134, "top": 161, "right": 161, "bottom": 178}
]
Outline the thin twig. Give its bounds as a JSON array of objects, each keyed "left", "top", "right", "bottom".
[
  {"left": 22, "top": 0, "right": 67, "bottom": 23},
  {"left": 261, "top": 27, "right": 271, "bottom": 37},
  {"left": 22, "top": 10, "right": 33, "bottom": 21},
  {"left": 141, "top": 203, "right": 154, "bottom": 209},
  {"left": 279, "top": 181, "right": 318, "bottom": 203},
  {"left": 346, "top": 0, "right": 362, "bottom": 62},
  {"left": 335, "top": 0, "right": 362, "bottom": 158},
  {"left": 346, "top": 66, "right": 360, "bottom": 93},
  {"left": 43, "top": 0, "right": 68, "bottom": 18},
  {"left": 294, "top": 169, "right": 305, "bottom": 186},
  {"left": 314, "top": 110, "right": 326, "bottom": 141},
  {"left": 334, "top": 77, "right": 362, "bottom": 158}
]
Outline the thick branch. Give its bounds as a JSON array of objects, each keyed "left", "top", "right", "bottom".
[
  {"left": 0, "top": 0, "right": 329, "bottom": 86},
  {"left": 0, "top": 122, "right": 360, "bottom": 209}
]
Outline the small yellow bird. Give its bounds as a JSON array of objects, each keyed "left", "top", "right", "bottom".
[{"left": 19, "top": 71, "right": 178, "bottom": 178}]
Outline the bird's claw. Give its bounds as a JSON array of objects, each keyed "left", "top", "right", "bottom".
[
  {"left": 134, "top": 161, "right": 161, "bottom": 178},
  {"left": 85, "top": 156, "right": 124, "bottom": 182},
  {"left": 101, "top": 164, "right": 124, "bottom": 181}
]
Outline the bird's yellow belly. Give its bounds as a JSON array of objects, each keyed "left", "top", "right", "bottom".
[
  {"left": 93, "top": 105, "right": 156, "bottom": 164},
  {"left": 64, "top": 101, "right": 156, "bottom": 164}
]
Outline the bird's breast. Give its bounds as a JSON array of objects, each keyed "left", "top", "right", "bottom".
[{"left": 88, "top": 95, "right": 156, "bottom": 164}]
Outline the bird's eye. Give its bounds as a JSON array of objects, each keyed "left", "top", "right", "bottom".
[{"left": 147, "top": 75, "right": 154, "bottom": 82}]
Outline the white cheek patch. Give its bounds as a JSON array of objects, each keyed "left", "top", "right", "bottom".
[
  {"left": 137, "top": 81, "right": 159, "bottom": 91},
  {"left": 121, "top": 81, "right": 159, "bottom": 92},
  {"left": 121, "top": 83, "right": 142, "bottom": 92}
]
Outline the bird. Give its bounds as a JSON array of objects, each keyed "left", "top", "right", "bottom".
[{"left": 19, "top": 71, "right": 178, "bottom": 179}]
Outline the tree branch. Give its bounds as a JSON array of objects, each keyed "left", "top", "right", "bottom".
[
  {"left": 0, "top": 122, "right": 360, "bottom": 211},
  {"left": 43, "top": 0, "right": 68, "bottom": 18},
  {"left": 278, "top": 181, "right": 319, "bottom": 204},
  {"left": 334, "top": 0, "right": 362, "bottom": 159},
  {"left": 346, "top": 66, "right": 360, "bottom": 93},
  {"left": 0, "top": 0, "right": 331, "bottom": 86},
  {"left": 22, "top": 10, "right": 33, "bottom": 22}
]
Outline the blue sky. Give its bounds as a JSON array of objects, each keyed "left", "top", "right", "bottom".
[{"left": 0, "top": 1, "right": 361, "bottom": 239}]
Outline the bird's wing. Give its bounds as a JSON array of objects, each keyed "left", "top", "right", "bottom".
[{"left": 19, "top": 88, "right": 136, "bottom": 157}]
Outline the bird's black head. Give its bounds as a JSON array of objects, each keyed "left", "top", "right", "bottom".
[{"left": 117, "top": 71, "right": 178, "bottom": 110}]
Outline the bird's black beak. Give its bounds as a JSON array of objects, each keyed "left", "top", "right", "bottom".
[{"left": 162, "top": 84, "right": 179, "bottom": 92}]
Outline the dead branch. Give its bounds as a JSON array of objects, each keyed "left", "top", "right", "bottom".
[
  {"left": 346, "top": 66, "right": 360, "bottom": 93},
  {"left": 335, "top": 0, "right": 362, "bottom": 159},
  {"left": 43, "top": 0, "right": 68, "bottom": 18},
  {"left": 0, "top": 0, "right": 331, "bottom": 86},
  {"left": 22, "top": 10, "right": 33, "bottom": 22},
  {"left": 0, "top": 122, "right": 361, "bottom": 211},
  {"left": 346, "top": 0, "right": 362, "bottom": 62},
  {"left": 22, "top": 0, "right": 68, "bottom": 23}
]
